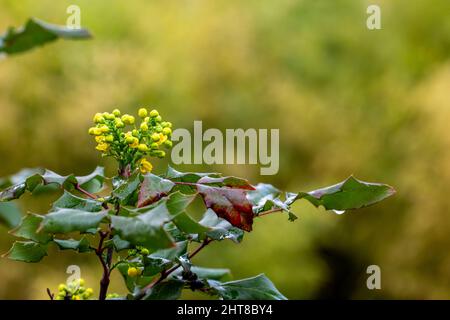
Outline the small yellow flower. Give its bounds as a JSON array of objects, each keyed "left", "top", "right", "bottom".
[
  {"left": 103, "top": 112, "right": 116, "bottom": 120},
  {"left": 149, "top": 109, "right": 159, "bottom": 118},
  {"left": 58, "top": 284, "right": 66, "bottom": 292},
  {"left": 129, "top": 138, "right": 139, "bottom": 148},
  {"left": 89, "top": 127, "right": 102, "bottom": 136},
  {"left": 95, "top": 135, "right": 106, "bottom": 143},
  {"left": 115, "top": 118, "right": 124, "bottom": 128},
  {"left": 72, "top": 295, "right": 81, "bottom": 300},
  {"left": 112, "top": 109, "right": 121, "bottom": 117},
  {"left": 105, "top": 135, "right": 114, "bottom": 142},
  {"left": 127, "top": 267, "right": 140, "bottom": 277},
  {"left": 164, "top": 140, "right": 173, "bottom": 148},
  {"left": 139, "top": 158, "right": 153, "bottom": 174},
  {"left": 96, "top": 142, "right": 109, "bottom": 152},
  {"left": 138, "top": 144, "right": 149, "bottom": 152},
  {"left": 151, "top": 133, "right": 160, "bottom": 142},
  {"left": 93, "top": 113, "right": 105, "bottom": 124},
  {"left": 99, "top": 125, "right": 110, "bottom": 133},
  {"left": 84, "top": 288, "right": 94, "bottom": 298},
  {"left": 138, "top": 108, "right": 148, "bottom": 118},
  {"left": 158, "top": 134, "right": 168, "bottom": 145},
  {"left": 162, "top": 127, "right": 172, "bottom": 136},
  {"left": 122, "top": 114, "right": 135, "bottom": 125},
  {"left": 140, "top": 122, "right": 148, "bottom": 132}
]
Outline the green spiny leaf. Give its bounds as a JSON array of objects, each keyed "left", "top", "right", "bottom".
[
  {"left": 0, "top": 18, "right": 91, "bottom": 55},
  {"left": 208, "top": 274, "right": 287, "bottom": 300},
  {"left": 3, "top": 241, "right": 48, "bottom": 263},
  {"left": 10, "top": 214, "right": 52, "bottom": 243},
  {"left": 42, "top": 209, "right": 107, "bottom": 234}
]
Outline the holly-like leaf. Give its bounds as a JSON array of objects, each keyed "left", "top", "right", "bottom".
[
  {"left": 172, "top": 212, "right": 211, "bottom": 234},
  {"left": 0, "top": 167, "right": 105, "bottom": 202},
  {"left": 197, "top": 176, "right": 255, "bottom": 190},
  {"left": 296, "top": 176, "right": 396, "bottom": 213},
  {"left": 74, "top": 166, "right": 105, "bottom": 193},
  {"left": 150, "top": 241, "right": 188, "bottom": 261},
  {"left": 104, "top": 235, "right": 131, "bottom": 252},
  {"left": 42, "top": 209, "right": 107, "bottom": 234},
  {"left": 3, "top": 241, "right": 48, "bottom": 263},
  {"left": 198, "top": 209, "right": 244, "bottom": 243},
  {"left": 53, "top": 236, "right": 91, "bottom": 253},
  {"left": 197, "top": 185, "right": 254, "bottom": 232},
  {"left": 0, "top": 202, "right": 22, "bottom": 228},
  {"left": 112, "top": 172, "right": 141, "bottom": 205},
  {"left": 172, "top": 266, "right": 232, "bottom": 281},
  {"left": 0, "top": 18, "right": 91, "bottom": 55},
  {"left": 112, "top": 193, "right": 195, "bottom": 250},
  {"left": 142, "top": 279, "right": 185, "bottom": 300},
  {"left": 0, "top": 168, "right": 43, "bottom": 189},
  {"left": 208, "top": 274, "right": 287, "bottom": 300},
  {"left": 111, "top": 205, "right": 174, "bottom": 251},
  {"left": 137, "top": 174, "right": 175, "bottom": 208},
  {"left": 10, "top": 214, "right": 52, "bottom": 243},
  {"left": 248, "top": 183, "right": 281, "bottom": 212},
  {"left": 52, "top": 191, "right": 103, "bottom": 212},
  {"left": 165, "top": 166, "right": 220, "bottom": 183}
]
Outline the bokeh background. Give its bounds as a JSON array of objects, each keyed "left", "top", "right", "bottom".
[{"left": 1, "top": 0, "right": 449, "bottom": 299}]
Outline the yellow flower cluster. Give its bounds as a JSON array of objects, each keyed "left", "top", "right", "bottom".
[
  {"left": 88, "top": 107, "right": 173, "bottom": 174},
  {"left": 55, "top": 278, "right": 93, "bottom": 300}
]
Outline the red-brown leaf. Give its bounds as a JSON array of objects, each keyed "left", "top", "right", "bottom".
[{"left": 197, "top": 185, "right": 254, "bottom": 232}]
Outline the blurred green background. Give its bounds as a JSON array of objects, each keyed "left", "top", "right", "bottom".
[{"left": 1, "top": 0, "right": 449, "bottom": 299}]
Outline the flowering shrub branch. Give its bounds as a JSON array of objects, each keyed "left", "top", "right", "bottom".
[{"left": 0, "top": 107, "right": 395, "bottom": 300}]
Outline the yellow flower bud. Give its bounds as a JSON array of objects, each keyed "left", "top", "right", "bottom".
[
  {"left": 72, "top": 295, "right": 81, "bottom": 300},
  {"left": 138, "top": 108, "right": 148, "bottom": 118},
  {"left": 105, "top": 135, "right": 114, "bottom": 142},
  {"left": 99, "top": 125, "right": 110, "bottom": 133},
  {"left": 121, "top": 114, "right": 130, "bottom": 124},
  {"left": 127, "top": 267, "right": 140, "bottom": 277},
  {"left": 149, "top": 109, "right": 159, "bottom": 118},
  {"left": 139, "top": 158, "right": 153, "bottom": 174},
  {"left": 162, "top": 127, "right": 172, "bottom": 135},
  {"left": 140, "top": 248, "right": 150, "bottom": 255},
  {"left": 150, "top": 142, "right": 159, "bottom": 149},
  {"left": 155, "top": 115, "right": 162, "bottom": 122},
  {"left": 90, "top": 128, "right": 102, "bottom": 136},
  {"left": 96, "top": 142, "right": 109, "bottom": 152},
  {"left": 144, "top": 117, "right": 150, "bottom": 123},
  {"left": 112, "top": 109, "right": 121, "bottom": 117},
  {"left": 122, "top": 115, "right": 135, "bottom": 125},
  {"left": 151, "top": 133, "right": 160, "bottom": 142},
  {"left": 129, "top": 138, "right": 139, "bottom": 148},
  {"left": 95, "top": 135, "right": 105, "bottom": 143},
  {"left": 125, "top": 136, "right": 135, "bottom": 144},
  {"left": 138, "top": 144, "right": 149, "bottom": 152},
  {"left": 158, "top": 134, "right": 168, "bottom": 145},
  {"left": 132, "top": 129, "right": 139, "bottom": 137},
  {"left": 140, "top": 122, "right": 148, "bottom": 132},
  {"left": 164, "top": 140, "right": 173, "bottom": 148},
  {"left": 78, "top": 278, "right": 85, "bottom": 287},
  {"left": 115, "top": 118, "right": 124, "bottom": 128},
  {"left": 93, "top": 113, "right": 105, "bottom": 123},
  {"left": 58, "top": 284, "right": 67, "bottom": 292},
  {"left": 156, "top": 150, "right": 166, "bottom": 158},
  {"left": 104, "top": 113, "right": 115, "bottom": 120},
  {"left": 84, "top": 288, "right": 94, "bottom": 298}
]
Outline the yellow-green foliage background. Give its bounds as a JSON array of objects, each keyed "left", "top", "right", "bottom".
[{"left": 0, "top": 0, "right": 449, "bottom": 299}]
